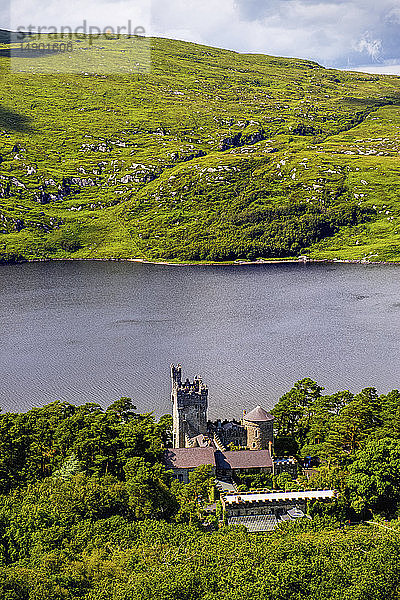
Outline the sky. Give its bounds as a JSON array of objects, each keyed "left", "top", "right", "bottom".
[
  {"left": 151, "top": 0, "right": 400, "bottom": 72},
  {"left": 2, "top": 0, "right": 400, "bottom": 72}
]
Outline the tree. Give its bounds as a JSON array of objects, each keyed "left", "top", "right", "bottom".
[
  {"left": 324, "top": 390, "right": 354, "bottom": 415},
  {"left": 307, "top": 463, "right": 348, "bottom": 491},
  {"left": 347, "top": 438, "right": 400, "bottom": 517},
  {"left": 276, "top": 472, "right": 294, "bottom": 490},
  {"left": 52, "top": 453, "right": 81, "bottom": 480},
  {"left": 272, "top": 379, "right": 324, "bottom": 447},
  {"left": 124, "top": 457, "right": 178, "bottom": 520},
  {"left": 158, "top": 414, "right": 173, "bottom": 446},
  {"left": 302, "top": 391, "right": 354, "bottom": 449},
  {"left": 377, "top": 390, "right": 400, "bottom": 439},
  {"left": 106, "top": 398, "right": 137, "bottom": 422},
  {"left": 173, "top": 465, "right": 214, "bottom": 524},
  {"left": 328, "top": 391, "right": 381, "bottom": 456}
]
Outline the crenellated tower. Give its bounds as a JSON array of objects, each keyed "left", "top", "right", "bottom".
[{"left": 171, "top": 364, "right": 208, "bottom": 448}]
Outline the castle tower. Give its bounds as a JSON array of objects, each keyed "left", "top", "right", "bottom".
[
  {"left": 171, "top": 364, "right": 208, "bottom": 448},
  {"left": 242, "top": 406, "right": 274, "bottom": 451}
]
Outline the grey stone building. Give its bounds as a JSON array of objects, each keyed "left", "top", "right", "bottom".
[
  {"left": 164, "top": 447, "right": 216, "bottom": 484},
  {"left": 164, "top": 446, "right": 273, "bottom": 483},
  {"left": 168, "top": 365, "right": 302, "bottom": 485},
  {"left": 171, "top": 364, "right": 208, "bottom": 448},
  {"left": 171, "top": 364, "right": 274, "bottom": 452},
  {"left": 242, "top": 406, "right": 274, "bottom": 452},
  {"left": 207, "top": 419, "right": 247, "bottom": 449}
]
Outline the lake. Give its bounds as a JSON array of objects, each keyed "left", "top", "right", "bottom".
[{"left": 1, "top": 260, "right": 400, "bottom": 419}]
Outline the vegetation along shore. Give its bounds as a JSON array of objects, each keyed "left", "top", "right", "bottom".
[{"left": 0, "top": 380, "right": 399, "bottom": 598}]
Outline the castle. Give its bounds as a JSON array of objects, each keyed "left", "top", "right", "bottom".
[
  {"left": 171, "top": 364, "right": 274, "bottom": 453},
  {"left": 167, "top": 366, "right": 332, "bottom": 533},
  {"left": 171, "top": 364, "right": 209, "bottom": 448}
]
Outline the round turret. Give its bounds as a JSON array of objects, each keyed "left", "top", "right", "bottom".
[{"left": 242, "top": 405, "right": 274, "bottom": 451}]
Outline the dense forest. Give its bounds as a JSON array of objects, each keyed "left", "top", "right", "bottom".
[{"left": 0, "top": 383, "right": 400, "bottom": 598}]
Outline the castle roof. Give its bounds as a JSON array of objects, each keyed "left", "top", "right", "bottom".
[
  {"left": 215, "top": 449, "right": 273, "bottom": 470},
  {"left": 164, "top": 447, "right": 216, "bottom": 469},
  {"left": 243, "top": 405, "right": 274, "bottom": 423},
  {"left": 164, "top": 448, "right": 273, "bottom": 471}
]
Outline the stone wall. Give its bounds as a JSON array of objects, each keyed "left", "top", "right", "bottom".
[
  {"left": 244, "top": 419, "right": 273, "bottom": 450},
  {"left": 171, "top": 364, "right": 208, "bottom": 448},
  {"left": 224, "top": 499, "right": 307, "bottom": 519}
]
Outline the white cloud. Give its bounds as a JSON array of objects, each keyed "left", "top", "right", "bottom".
[
  {"left": 353, "top": 33, "right": 383, "bottom": 61},
  {"left": 3, "top": 0, "right": 400, "bottom": 68},
  {"left": 151, "top": 0, "right": 400, "bottom": 67},
  {"left": 350, "top": 64, "right": 400, "bottom": 75},
  {"left": 9, "top": 0, "right": 151, "bottom": 32}
]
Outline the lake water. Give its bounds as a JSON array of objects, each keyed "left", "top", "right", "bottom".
[{"left": 1, "top": 260, "right": 400, "bottom": 419}]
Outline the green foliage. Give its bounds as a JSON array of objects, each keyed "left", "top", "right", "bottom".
[
  {"left": 1, "top": 37, "right": 400, "bottom": 263},
  {"left": 234, "top": 471, "right": 273, "bottom": 490},
  {"left": 326, "top": 388, "right": 382, "bottom": 457},
  {"left": 0, "top": 516, "right": 399, "bottom": 599},
  {"left": 272, "top": 378, "right": 324, "bottom": 441},
  {"left": 273, "top": 382, "right": 388, "bottom": 466},
  {"left": 106, "top": 397, "right": 137, "bottom": 421},
  {"left": 52, "top": 453, "right": 81, "bottom": 480},
  {"left": 348, "top": 438, "right": 400, "bottom": 517},
  {"left": 124, "top": 457, "right": 178, "bottom": 520},
  {"left": 173, "top": 465, "right": 215, "bottom": 524},
  {"left": 276, "top": 472, "right": 295, "bottom": 490},
  {"left": 0, "top": 399, "right": 168, "bottom": 492},
  {"left": 0, "top": 384, "right": 400, "bottom": 596},
  {"left": 307, "top": 464, "right": 348, "bottom": 492},
  {"left": 44, "top": 226, "right": 82, "bottom": 253},
  {"left": 272, "top": 381, "right": 400, "bottom": 519}
]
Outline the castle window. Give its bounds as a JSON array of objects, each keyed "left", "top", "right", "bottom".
[
  {"left": 255, "top": 429, "right": 259, "bottom": 438},
  {"left": 252, "top": 442, "right": 256, "bottom": 448}
]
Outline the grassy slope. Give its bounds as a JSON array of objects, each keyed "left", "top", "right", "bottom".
[{"left": 1, "top": 36, "right": 400, "bottom": 262}]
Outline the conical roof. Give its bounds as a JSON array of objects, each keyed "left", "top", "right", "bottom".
[{"left": 243, "top": 405, "right": 274, "bottom": 423}]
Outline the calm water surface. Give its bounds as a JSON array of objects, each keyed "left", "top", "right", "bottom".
[{"left": 1, "top": 261, "right": 400, "bottom": 418}]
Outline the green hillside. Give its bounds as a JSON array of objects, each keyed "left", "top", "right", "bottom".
[{"left": 1, "top": 35, "right": 400, "bottom": 263}]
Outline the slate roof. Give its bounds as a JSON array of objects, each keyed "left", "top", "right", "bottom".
[
  {"left": 243, "top": 405, "right": 274, "bottom": 423},
  {"left": 164, "top": 448, "right": 273, "bottom": 471},
  {"left": 215, "top": 449, "right": 273, "bottom": 470},
  {"left": 228, "top": 514, "right": 278, "bottom": 532},
  {"left": 227, "top": 509, "right": 309, "bottom": 533},
  {"left": 164, "top": 447, "right": 216, "bottom": 469}
]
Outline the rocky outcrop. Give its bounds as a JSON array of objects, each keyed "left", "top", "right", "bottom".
[
  {"left": 218, "top": 125, "right": 267, "bottom": 151},
  {"left": 218, "top": 133, "right": 242, "bottom": 151},
  {"left": 169, "top": 150, "right": 206, "bottom": 163}
]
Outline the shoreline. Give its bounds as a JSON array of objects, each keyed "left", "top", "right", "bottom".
[{"left": 4, "top": 256, "right": 400, "bottom": 267}]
